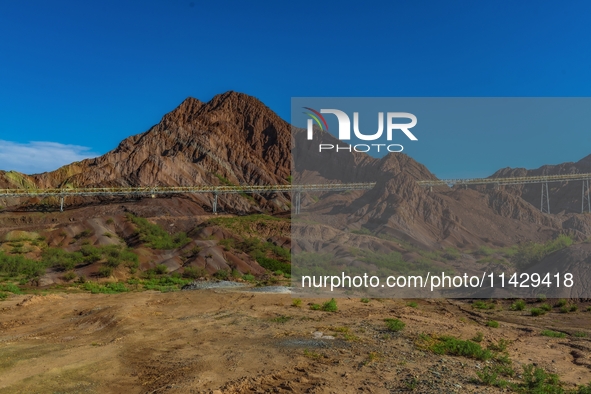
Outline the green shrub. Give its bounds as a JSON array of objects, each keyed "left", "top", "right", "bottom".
[
  {"left": 510, "top": 300, "right": 526, "bottom": 311},
  {"left": 476, "top": 245, "right": 495, "bottom": 256},
  {"left": 486, "top": 320, "right": 499, "bottom": 328},
  {"left": 385, "top": 318, "right": 405, "bottom": 332},
  {"left": 62, "top": 271, "right": 76, "bottom": 281},
  {"left": 242, "top": 274, "right": 255, "bottom": 281},
  {"left": 574, "top": 332, "right": 587, "bottom": 338},
  {"left": 570, "top": 305, "right": 578, "bottom": 312},
  {"left": 75, "top": 229, "right": 93, "bottom": 239},
  {"left": 512, "top": 235, "right": 572, "bottom": 270},
  {"left": 127, "top": 214, "right": 191, "bottom": 250},
  {"left": 555, "top": 299, "right": 568, "bottom": 307},
  {"left": 213, "top": 269, "right": 229, "bottom": 280},
  {"left": 541, "top": 330, "right": 566, "bottom": 338},
  {"left": 292, "top": 298, "right": 302, "bottom": 307},
  {"left": 540, "top": 303, "right": 552, "bottom": 312},
  {"left": 154, "top": 264, "right": 168, "bottom": 275},
  {"left": 530, "top": 308, "right": 545, "bottom": 317},
  {"left": 0, "top": 292, "right": 7, "bottom": 300},
  {"left": 0, "top": 283, "right": 22, "bottom": 294},
  {"left": 407, "top": 301, "right": 418, "bottom": 308},
  {"left": 322, "top": 298, "right": 338, "bottom": 312},
  {"left": 442, "top": 247, "right": 461, "bottom": 260},
  {"left": 360, "top": 298, "right": 370, "bottom": 303},
  {"left": 429, "top": 336, "right": 493, "bottom": 361},
  {"left": 560, "top": 306, "right": 569, "bottom": 314},
  {"left": 310, "top": 303, "right": 321, "bottom": 310},
  {"left": 473, "top": 300, "right": 495, "bottom": 310},
  {"left": 182, "top": 266, "right": 207, "bottom": 279},
  {"left": 271, "top": 315, "right": 291, "bottom": 323},
  {"left": 97, "top": 266, "right": 113, "bottom": 277},
  {"left": 487, "top": 339, "right": 509, "bottom": 352},
  {"left": 218, "top": 238, "right": 235, "bottom": 250}
]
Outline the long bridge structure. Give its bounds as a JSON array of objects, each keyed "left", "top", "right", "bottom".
[
  {"left": 0, "top": 172, "right": 589, "bottom": 214},
  {"left": 417, "top": 172, "right": 591, "bottom": 214}
]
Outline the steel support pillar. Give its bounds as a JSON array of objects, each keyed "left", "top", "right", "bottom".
[
  {"left": 60, "top": 196, "right": 64, "bottom": 212},
  {"left": 583, "top": 179, "right": 591, "bottom": 214},
  {"left": 294, "top": 191, "right": 301, "bottom": 215},
  {"left": 212, "top": 193, "right": 218, "bottom": 214},
  {"left": 541, "top": 182, "right": 550, "bottom": 214}
]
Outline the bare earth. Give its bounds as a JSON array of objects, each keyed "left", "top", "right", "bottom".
[{"left": 1, "top": 290, "right": 591, "bottom": 393}]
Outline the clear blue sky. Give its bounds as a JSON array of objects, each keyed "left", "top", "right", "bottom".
[{"left": 1, "top": 1, "right": 590, "bottom": 177}]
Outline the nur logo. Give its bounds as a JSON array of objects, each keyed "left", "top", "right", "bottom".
[{"left": 304, "top": 108, "right": 418, "bottom": 153}]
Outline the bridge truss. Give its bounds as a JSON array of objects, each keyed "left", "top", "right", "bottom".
[
  {"left": 417, "top": 172, "right": 591, "bottom": 214},
  {"left": 1, "top": 172, "right": 590, "bottom": 214}
]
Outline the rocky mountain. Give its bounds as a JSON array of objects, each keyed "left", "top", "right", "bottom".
[{"left": 1, "top": 91, "right": 292, "bottom": 213}]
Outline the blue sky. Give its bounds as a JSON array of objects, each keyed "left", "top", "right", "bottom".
[{"left": 1, "top": 1, "right": 591, "bottom": 177}]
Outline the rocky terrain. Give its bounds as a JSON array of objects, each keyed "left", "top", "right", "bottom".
[{"left": 2, "top": 290, "right": 591, "bottom": 393}]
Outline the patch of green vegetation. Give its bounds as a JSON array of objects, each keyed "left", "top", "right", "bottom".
[
  {"left": 291, "top": 298, "right": 302, "bottom": 307},
  {"left": 0, "top": 250, "right": 48, "bottom": 279},
  {"left": 242, "top": 274, "right": 255, "bottom": 281},
  {"left": 487, "top": 339, "right": 509, "bottom": 352},
  {"left": 270, "top": 315, "right": 291, "bottom": 323},
  {"left": 0, "top": 283, "right": 22, "bottom": 294},
  {"left": 423, "top": 335, "right": 493, "bottom": 361},
  {"left": 541, "top": 330, "right": 567, "bottom": 338},
  {"left": 531, "top": 308, "right": 545, "bottom": 317},
  {"left": 540, "top": 303, "right": 552, "bottom": 312},
  {"left": 407, "top": 301, "right": 418, "bottom": 308},
  {"left": 351, "top": 227, "right": 372, "bottom": 235},
  {"left": 74, "top": 229, "right": 93, "bottom": 239},
  {"left": 182, "top": 266, "right": 207, "bottom": 279},
  {"left": 4, "top": 171, "right": 36, "bottom": 189},
  {"left": 213, "top": 269, "right": 229, "bottom": 280},
  {"left": 310, "top": 298, "right": 338, "bottom": 312},
  {"left": 360, "top": 297, "right": 370, "bottom": 303},
  {"left": 442, "top": 246, "right": 461, "bottom": 260},
  {"left": 127, "top": 213, "right": 190, "bottom": 250},
  {"left": 574, "top": 332, "right": 587, "bottom": 338},
  {"left": 473, "top": 300, "right": 495, "bottom": 310},
  {"left": 486, "top": 320, "right": 499, "bottom": 328},
  {"left": 384, "top": 318, "right": 405, "bottom": 332},
  {"left": 511, "top": 299, "right": 527, "bottom": 311},
  {"left": 475, "top": 245, "right": 495, "bottom": 256},
  {"left": 62, "top": 271, "right": 76, "bottom": 281},
  {"left": 321, "top": 298, "right": 338, "bottom": 312},
  {"left": 140, "top": 275, "right": 191, "bottom": 292},
  {"left": 512, "top": 235, "right": 573, "bottom": 270},
  {"left": 556, "top": 299, "right": 568, "bottom": 308}
]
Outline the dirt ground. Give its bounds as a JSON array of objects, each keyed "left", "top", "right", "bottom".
[{"left": 1, "top": 290, "right": 591, "bottom": 393}]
